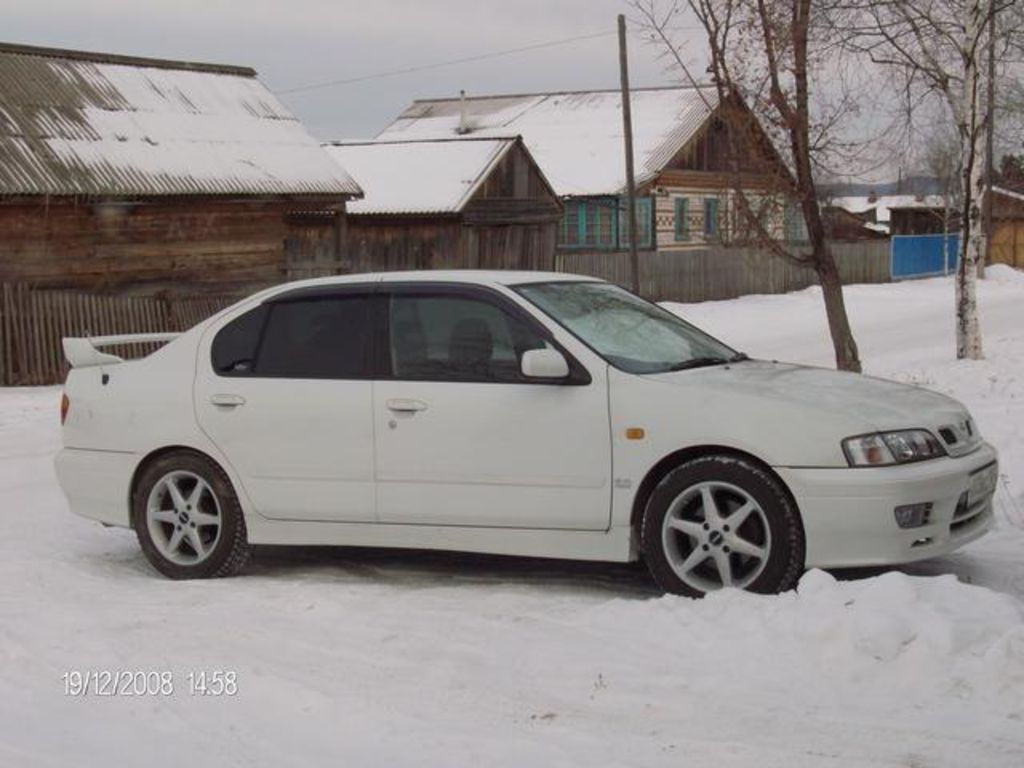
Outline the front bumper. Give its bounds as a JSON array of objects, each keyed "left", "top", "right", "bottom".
[{"left": 777, "top": 441, "right": 998, "bottom": 569}]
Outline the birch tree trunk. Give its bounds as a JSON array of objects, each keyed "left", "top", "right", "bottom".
[{"left": 956, "top": 0, "right": 986, "bottom": 360}]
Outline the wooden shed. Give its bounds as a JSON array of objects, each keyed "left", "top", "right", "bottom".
[
  {"left": 991, "top": 186, "right": 1024, "bottom": 268},
  {"left": 323, "top": 137, "right": 562, "bottom": 271},
  {"left": 0, "top": 42, "right": 362, "bottom": 296},
  {"left": 378, "top": 87, "right": 805, "bottom": 255}
]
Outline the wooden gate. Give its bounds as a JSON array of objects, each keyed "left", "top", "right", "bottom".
[{"left": 993, "top": 221, "right": 1024, "bottom": 268}]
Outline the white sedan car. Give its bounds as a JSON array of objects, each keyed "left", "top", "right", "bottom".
[{"left": 55, "top": 271, "right": 997, "bottom": 596}]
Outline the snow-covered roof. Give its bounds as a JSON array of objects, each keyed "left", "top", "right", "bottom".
[
  {"left": 994, "top": 185, "right": 1024, "bottom": 204},
  {"left": 832, "top": 194, "right": 946, "bottom": 224},
  {"left": 324, "top": 138, "right": 516, "bottom": 214},
  {"left": 376, "top": 86, "right": 720, "bottom": 197},
  {"left": 0, "top": 42, "right": 362, "bottom": 198}
]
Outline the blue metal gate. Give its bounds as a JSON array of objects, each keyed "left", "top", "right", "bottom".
[{"left": 891, "top": 233, "right": 960, "bottom": 280}]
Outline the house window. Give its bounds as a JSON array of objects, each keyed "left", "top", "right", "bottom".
[
  {"left": 784, "top": 201, "right": 809, "bottom": 243},
  {"left": 560, "top": 197, "right": 652, "bottom": 250},
  {"left": 703, "top": 198, "right": 720, "bottom": 238},
  {"left": 618, "top": 197, "right": 653, "bottom": 249},
  {"left": 563, "top": 202, "right": 583, "bottom": 247},
  {"left": 562, "top": 199, "right": 617, "bottom": 249},
  {"left": 591, "top": 201, "right": 617, "bottom": 248},
  {"left": 674, "top": 197, "right": 690, "bottom": 241}
]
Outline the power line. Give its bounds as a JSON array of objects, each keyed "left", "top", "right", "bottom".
[
  {"left": 275, "top": 24, "right": 701, "bottom": 96},
  {"left": 276, "top": 30, "right": 615, "bottom": 95}
]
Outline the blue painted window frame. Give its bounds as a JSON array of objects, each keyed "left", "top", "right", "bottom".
[
  {"left": 560, "top": 196, "right": 652, "bottom": 250},
  {"left": 703, "top": 198, "right": 719, "bottom": 238},
  {"left": 674, "top": 197, "right": 689, "bottom": 241},
  {"left": 618, "top": 197, "right": 653, "bottom": 250}
]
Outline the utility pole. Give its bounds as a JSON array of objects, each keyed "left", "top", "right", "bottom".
[
  {"left": 984, "top": 0, "right": 996, "bottom": 273},
  {"left": 618, "top": 13, "right": 640, "bottom": 295}
]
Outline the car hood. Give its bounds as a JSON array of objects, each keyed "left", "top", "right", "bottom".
[{"left": 640, "top": 360, "right": 977, "bottom": 465}]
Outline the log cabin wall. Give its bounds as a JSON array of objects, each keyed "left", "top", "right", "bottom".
[
  {"left": 465, "top": 223, "right": 558, "bottom": 271},
  {"left": 284, "top": 210, "right": 347, "bottom": 280},
  {"left": 0, "top": 197, "right": 332, "bottom": 296},
  {"left": 346, "top": 217, "right": 469, "bottom": 273},
  {"left": 346, "top": 215, "right": 560, "bottom": 274}
]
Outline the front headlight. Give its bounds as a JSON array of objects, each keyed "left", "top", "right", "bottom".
[{"left": 842, "top": 430, "right": 946, "bottom": 467}]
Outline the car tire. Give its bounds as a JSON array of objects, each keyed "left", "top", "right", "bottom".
[
  {"left": 132, "top": 450, "right": 251, "bottom": 580},
  {"left": 641, "top": 455, "right": 804, "bottom": 597}
]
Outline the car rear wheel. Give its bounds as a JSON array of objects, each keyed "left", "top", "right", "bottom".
[
  {"left": 641, "top": 455, "right": 804, "bottom": 596},
  {"left": 133, "top": 451, "right": 251, "bottom": 579}
]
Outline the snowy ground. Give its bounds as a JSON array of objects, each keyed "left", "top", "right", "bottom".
[{"left": 1, "top": 270, "right": 1023, "bottom": 767}]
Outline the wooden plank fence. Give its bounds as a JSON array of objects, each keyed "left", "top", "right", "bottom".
[
  {"left": 556, "top": 240, "right": 891, "bottom": 303},
  {"left": 0, "top": 284, "right": 234, "bottom": 386},
  {"left": 0, "top": 240, "right": 891, "bottom": 386}
]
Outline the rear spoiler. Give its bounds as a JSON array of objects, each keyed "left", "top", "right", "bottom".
[{"left": 62, "top": 333, "right": 181, "bottom": 369}]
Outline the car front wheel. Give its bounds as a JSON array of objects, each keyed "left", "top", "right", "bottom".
[
  {"left": 133, "top": 451, "right": 251, "bottom": 579},
  {"left": 641, "top": 455, "right": 804, "bottom": 596}
]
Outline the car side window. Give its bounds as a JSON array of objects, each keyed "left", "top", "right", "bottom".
[
  {"left": 211, "top": 304, "right": 268, "bottom": 375},
  {"left": 211, "top": 296, "right": 374, "bottom": 379},
  {"left": 257, "top": 297, "right": 374, "bottom": 379},
  {"left": 389, "top": 294, "right": 548, "bottom": 382}
]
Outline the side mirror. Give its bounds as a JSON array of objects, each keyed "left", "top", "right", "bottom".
[{"left": 520, "top": 348, "right": 570, "bottom": 380}]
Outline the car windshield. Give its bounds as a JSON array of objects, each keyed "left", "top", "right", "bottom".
[{"left": 515, "top": 281, "right": 742, "bottom": 375}]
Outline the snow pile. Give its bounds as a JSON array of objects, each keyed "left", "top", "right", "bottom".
[
  {"left": 585, "top": 569, "right": 1024, "bottom": 727},
  {"left": 985, "top": 263, "right": 1024, "bottom": 285}
]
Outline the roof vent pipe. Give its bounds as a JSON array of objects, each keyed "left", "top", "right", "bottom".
[{"left": 456, "top": 89, "right": 471, "bottom": 135}]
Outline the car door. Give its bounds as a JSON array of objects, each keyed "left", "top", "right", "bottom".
[
  {"left": 194, "top": 286, "right": 379, "bottom": 522},
  {"left": 374, "top": 284, "right": 611, "bottom": 530}
]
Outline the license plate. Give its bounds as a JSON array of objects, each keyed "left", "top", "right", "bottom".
[{"left": 968, "top": 462, "right": 998, "bottom": 505}]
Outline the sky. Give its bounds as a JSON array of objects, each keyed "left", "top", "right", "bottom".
[{"left": 4, "top": 0, "right": 706, "bottom": 140}]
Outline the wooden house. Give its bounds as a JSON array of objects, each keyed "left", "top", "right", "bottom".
[
  {"left": 0, "top": 42, "right": 362, "bottom": 296},
  {"left": 323, "top": 137, "right": 562, "bottom": 271},
  {"left": 377, "top": 87, "right": 805, "bottom": 256},
  {"left": 821, "top": 205, "right": 889, "bottom": 241},
  {"left": 832, "top": 194, "right": 950, "bottom": 236}
]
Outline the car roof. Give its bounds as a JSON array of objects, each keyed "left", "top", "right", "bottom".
[{"left": 271, "top": 270, "right": 605, "bottom": 292}]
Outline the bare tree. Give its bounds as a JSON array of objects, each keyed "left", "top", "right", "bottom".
[
  {"left": 845, "top": 0, "right": 1024, "bottom": 360},
  {"left": 917, "top": 125, "right": 962, "bottom": 271},
  {"left": 996, "top": 153, "right": 1024, "bottom": 192},
  {"left": 633, "top": 0, "right": 864, "bottom": 372}
]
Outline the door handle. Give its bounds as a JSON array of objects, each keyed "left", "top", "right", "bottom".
[
  {"left": 386, "top": 398, "right": 428, "bottom": 413},
  {"left": 210, "top": 394, "right": 246, "bottom": 407}
]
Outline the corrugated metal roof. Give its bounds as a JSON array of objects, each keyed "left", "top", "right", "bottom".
[
  {"left": 376, "top": 86, "right": 719, "bottom": 197},
  {"left": 0, "top": 42, "right": 362, "bottom": 198},
  {"left": 324, "top": 138, "right": 515, "bottom": 215}
]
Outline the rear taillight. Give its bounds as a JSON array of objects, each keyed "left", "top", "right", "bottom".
[{"left": 60, "top": 392, "right": 70, "bottom": 425}]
